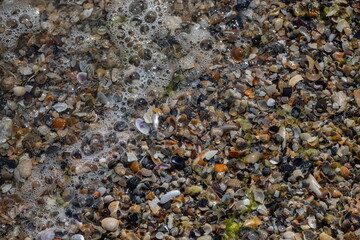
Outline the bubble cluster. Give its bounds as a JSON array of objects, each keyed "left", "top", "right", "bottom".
[
  {"left": 0, "top": 0, "right": 40, "bottom": 49},
  {"left": 105, "top": 0, "right": 216, "bottom": 113}
]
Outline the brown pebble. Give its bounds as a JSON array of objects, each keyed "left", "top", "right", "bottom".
[
  {"left": 162, "top": 105, "right": 170, "bottom": 114},
  {"left": 129, "top": 205, "right": 141, "bottom": 213},
  {"left": 319, "top": 232, "right": 335, "bottom": 240},
  {"left": 52, "top": 118, "right": 66, "bottom": 130},
  {"left": 145, "top": 191, "right": 155, "bottom": 200},
  {"left": 340, "top": 166, "right": 351, "bottom": 179},
  {"left": 354, "top": 89, "right": 360, "bottom": 108},
  {"left": 330, "top": 189, "right": 342, "bottom": 198},
  {"left": 231, "top": 47, "right": 244, "bottom": 62},
  {"left": 130, "top": 161, "right": 140, "bottom": 172}
]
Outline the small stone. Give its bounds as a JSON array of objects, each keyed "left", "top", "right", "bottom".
[
  {"left": 289, "top": 74, "right": 303, "bottom": 87},
  {"left": 198, "top": 236, "right": 212, "bottom": 240},
  {"left": 339, "top": 166, "right": 351, "bottom": 179},
  {"left": 37, "top": 126, "right": 50, "bottom": 137},
  {"left": 291, "top": 107, "right": 301, "bottom": 118},
  {"left": 319, "top": 232, "right": 335, "bottom": 240},
  {"left": 155, "top": 232, "right": 164, "bottom": 239},
  {"left": 243, "top": 152, "right": 263, "bottom": 164},
  {"left": 0, "top": 118, "right": 13, "bottom": 143},
  {"left": 185, "top": 185, "right": 203, "bottom": 196},
  {"left": 282, "top": 87, "right": 292, "bottom": 97},
  {"left": 148, "top": 201, "right": 161, "bottom": 214},
  {"left": 13, "top": 86, "right": 26, "bottom": 96},
  {"left": 101, "top": 217, "right": 119, "bottom": 232},
  {"left": 129, "top": 205, "right": 141, "bottom": 213},
  {"left": 214, "top": 164, "right": 228, "bottom": 172},
  {"left": 330, "top": 189, "right": 342, "bottom": 198},
  {"left": 211, "top": 127, "right": 223, "bottom": 137},
  {"left": 15, "top": 157, "right": 32, "bottom": 179},
  {"left": 266, "top": 98, "right": 276, "bottom": 107},
  {"left": 70, "top": 234, "right": 85, "bottom": 240},
  {"left": 130, "top": 161, "right": 140, "bottom": 172},
  {"left": 231, "top": 47, "right": 245, "bottom": 61},
  {"left": 274, "top": 18, "right": 283, "bottom": 31},
  {"left": 52, "top": 118, "right": 66, "bottom": 130},
  {"left": 160, "top": 190, "right": 181, "bottom": 204},
  {"left": 354, "top": 89, "right": 360, "bottom": 108},
  {"left": 226, "top": 179, "right": 241, "bottom": 188},
  {"left": 244, "top": 218, "right": 262, "bottom": 228},
  {"left": 53, "top": 102, "right": 68, "bottom": 112},
  {"left": 18, "top": 66, "right": 33, "bottom": 75},
  {"left": 253, "top": 188, "right": 265, "bottom": 204}
]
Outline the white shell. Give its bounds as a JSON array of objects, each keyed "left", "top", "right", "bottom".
[
  {"left": 160, "top": 190, "right": 181, "bottom": 204},
  {"left": 135, "top": 118, "right": 150, "bottom": 135}
]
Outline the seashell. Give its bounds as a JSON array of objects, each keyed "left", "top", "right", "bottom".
[
  {"left": 287, "top": 61, "right": 299, "bottom": 70},
  {"left": 243, "top": 152, "right": 263, "bottom": 163},
  {"left": 135, "top": 118, "right": 150, "bottom": 135},
  {"left": 160, "top": 190, "right": 181, "bottom": 204},
  {"left": 203, "top": 150, "right": 218, "bottom": 160},
  {"left": 13, "top": 86, "right": 26, "bottom": 96},
  {"left": 108, "top": 201, "right": 119, "bottom": 218},
  {"left": 101, "top": 217, "right": 119, "bottom": 232},
  {"left": 274, "top": 18, "right": 283, "bottom": 31},
  {"left": 336, "top": 19, "right": 350, "bottom": 33},
  {"left": 289, "top": 74, "right": 303, "bottom": 87},
  {"left": 307, "top": 174, "right": 327, "bottom": 198},
  {"left": 306, "top": 55, "right": 315, "bottom": 71},
  {"left": 40, "top": 230, "right": 55, "bottom": 240},
  {"left": 225, "top": 179, "right": 241, "bottom": 188}
]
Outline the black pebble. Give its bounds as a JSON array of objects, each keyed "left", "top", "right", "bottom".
[
  {"left": 282, "top": 87, "right": 292, "bottom": 97},
  {"left": 126, "top": 177, "right": 141, "bottom": 190},
  {"left": 291, "top": 107, "right": 301, "bottom": 118},
  {"left": 171, "top": 155, "right": 187, "bottom": 169},
  {"left": 354, "top": 30, "right": 360, "bottom": 39},
  {"left": 262, "top": 167, "right": 271, "bottom": 177},
  {"left": 235, "top": 0, "right": 252, "bottom": 10}
]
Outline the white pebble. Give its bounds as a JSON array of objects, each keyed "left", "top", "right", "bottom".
[
  {"left": 266, "top": 98, "right": 276, "bottom": 107},
  {"left": 101, "top": 217, "right": 119, "bottom": 232},
  {"left": 156, "top": 232, "right": 164, "bottom": 239},
  {"left": 160, "top": 190, "right": 181, "bottom": 204},
  {"left": 13, "top": 86, "right": 26, "bottom": 96},
  {"left": 53, "top": 102, "right": 68, "bottom": 112}
]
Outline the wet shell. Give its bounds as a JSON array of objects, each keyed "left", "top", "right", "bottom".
[
  {"left": 108, "top": 201, "right": 120, "bottom": 218},
  {"left": 40, "top": 230, "right": 55, "bottom": 240},
  {"left": 135, "top": 118, "right": 150, "bottom": 135}
]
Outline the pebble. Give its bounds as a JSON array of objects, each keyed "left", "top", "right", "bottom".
[
  {"left": 0, "top": 118, "right": 13, "bottom": 143},
  {"left": 52, "top": 118, "right": 66, "bottom": 130},
  {"left": 70, "top": 234, "right": 85, "bottom": 240},
  {"left": 185, "top": 185, "right": 203, "bottom": 196},
  {"left": 266, "top": 98, "right": 276, "bottom": 107},
  {"left": 319, "top": 232, "right": 335, "bottom": 240},
  {"left": 244, "top": 218, "right": 262, "bottom": 228},
  {"left": 339, "top": 166, "right": 351, "bottom": 179},
  {"left": 160, "top": 190, "right": 181, "bottom": 204},
  {"left": 253, "top": 188, "right": 265, "bottom": 204},
  {"left": 155, "top": 232, "right": 164, "bottom": 239},
  {"left": 13, "top": 86, "right": 26, "bottom": 96},
  {"left": 354, "top": 89, "right": 360, "bottom": 108},
  {"left": 214, "top": 164, "right": 228, "bottom": 172},
  {"left": 243, "top": 152, "right": 263, "bottom": 164},
  {"left": 101, "top": 217, "right": 119, "bottom": 232},
  {"left": 52, "top": 102, "right": 68, "bottom": 112},
  {"left": 148, "top": 201, "right": 161, "bottom": 214},
  {"left": 15, "top": 157, "right": 32, "bottom": 179}
]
